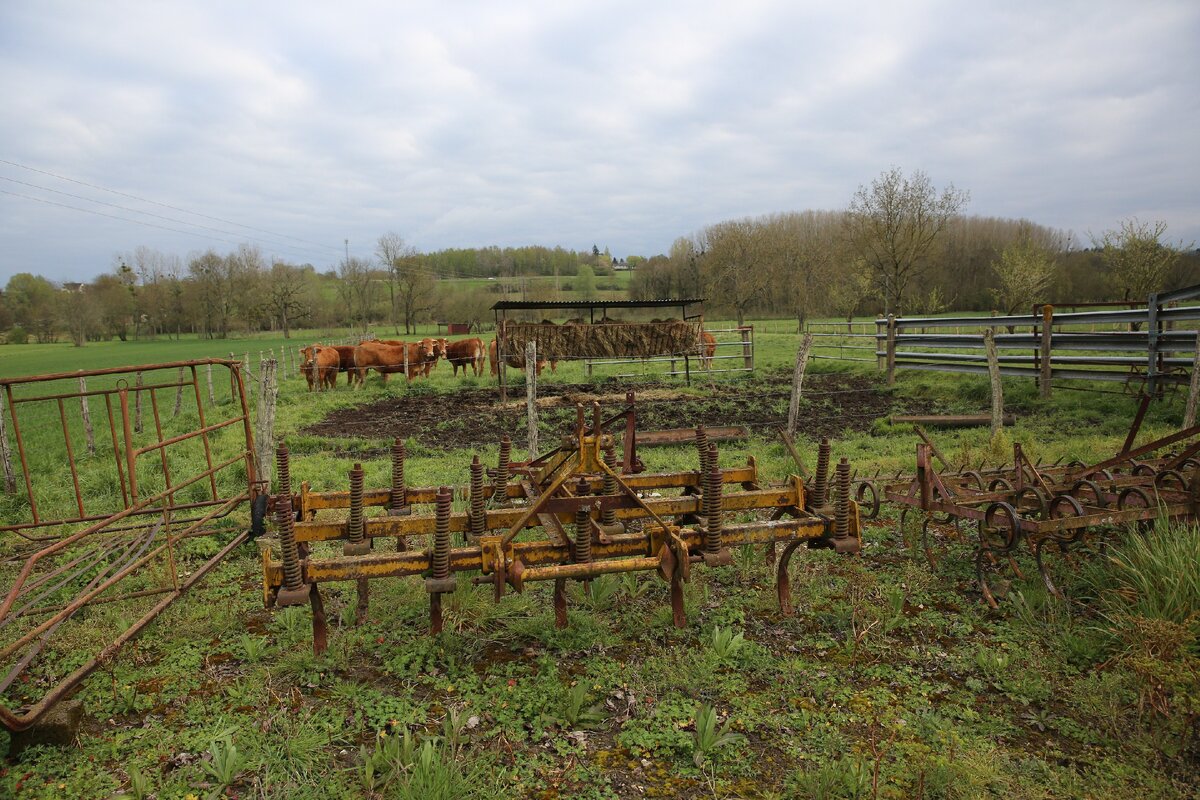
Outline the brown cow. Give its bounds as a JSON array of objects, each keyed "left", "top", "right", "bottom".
[
  {"left": 445, "top": 337, "right": 486, "bottom": 376},
  {"left": 700, "top": 330, "right": 717, "bottom": 369},
  {"left": 489, "top": 338, "right": 546, "bottom": 376},
  {"left": 301, "top": 345, "right": 340, "bottom": 391},
  {"left": 419, "top": 338, "right": 446, "bottom": 377},
  {"left": 352, "top": 340, "right": 430, "bottom": 385},
  {"left": 332, "top": 345, "right": 357, "bottom": 385}
]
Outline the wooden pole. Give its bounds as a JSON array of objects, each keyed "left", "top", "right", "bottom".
[
  {"left": 886, "top": 314, "right": 896, "bottom": 386},
  {"left": 206, "top": 363, "right": 215, "bottom": 406},
  {"left": 0, "top": 390, "right": 16, "bottom": 494},
  {"left": 913, "top": 425, "right": 951, "bottom": 471},
  {"left": 741, "top": 325, "right": 754, "bottom": 370},
  {"left": 526, "top": 341, "right": 538, "bottom": 459},
  {"left": 983, "top": 329, "right": 1004, "bottom": 435},
  {"left": 1184, "top": 332, "right": 1200, "bottom": 429},
  {"left": 787, "top": 333, "right": 814, "bottom": 439},
  {"left": 1040, "top": 304, "right": 1053, "bottom": 399},
  {"left": 254, "top": 359, "right": 279, "bottom": 491},
  {"left": 79, "top": 376, "right": 96, "bottom": 455}
]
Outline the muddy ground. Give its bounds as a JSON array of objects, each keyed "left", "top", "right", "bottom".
[{"left": 300, "top": 369, "right": 926, "bottom": 451}]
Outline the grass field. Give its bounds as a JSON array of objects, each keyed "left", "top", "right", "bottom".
[{"left": 1, "top": 323, "right": 1198, "bottom": 799}]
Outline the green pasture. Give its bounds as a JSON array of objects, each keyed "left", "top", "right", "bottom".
[{"left": 1, "top": 321, "right": 1198, "bottom": 798}]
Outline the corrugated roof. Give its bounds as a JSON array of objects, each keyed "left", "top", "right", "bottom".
[{"left": 491, "top": 298, "right": 705, "bottom": 310}]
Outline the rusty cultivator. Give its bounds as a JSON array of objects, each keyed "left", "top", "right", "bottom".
[
  {"left": 261, "top": 401, "right": 861, "bottom": 652},
  {"left": 884, "top": 422, "right": 1200, "bottom": 607},
  {"left": 0, "top": 360, "right": 262, "bottom": 732}
]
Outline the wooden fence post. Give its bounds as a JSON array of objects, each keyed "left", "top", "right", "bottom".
[
  {"left": 526, "top": 341, "right": 538, "bottom": 459},
  {"left": 1040, "top": 305, "right": 1053, "bottom": 399},
  {"left": 79, "top": 375, "right": 96, "bottom": 455},
  {"left": 787, "top": 333, "right": 814, "bottom": 439},
  {"left": 206, "top": 363, "right": 215, "bottom": 406},
  {"left": 254, "top": 359, "right": 279, "bottom": 492},
  {"left": 741, "top": 325, "right": 754, "bottom": 370},
  {"left": 1185, "top": 332, "right": 1200, "bottom": 429},
  {"left": 984, "top": 329, "right": 1004, "bottom": 435},
  {"left": 886, "top": 315, "right": 897, "bottom": 386},
  {"left": 0, "top": 390, "right": 16, "bottom": 494}
]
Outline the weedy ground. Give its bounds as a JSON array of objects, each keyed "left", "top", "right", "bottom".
[{"left": 0, "top": 324, "right": 1198, "bottom": 799}]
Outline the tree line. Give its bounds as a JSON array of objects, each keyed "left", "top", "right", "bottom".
[
  {"left": 631, "top": 169, "right": 1198, "bottom": 326},
  {"left": 2, "top": 168, "right": 1196, "bottom": 345}
]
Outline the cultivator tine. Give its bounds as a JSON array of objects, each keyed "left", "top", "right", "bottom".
[
  {"left": 810, "top": 439, "right": 831, "bottom": 509},
  {"left": 389, "top": 438, "right": 409, "bottom": 523},
  {"left": 493, "top": 435, "right": 512, "bottom": 507},
  {"left": 258, "top": 400, "right": 867, "bottom": 650},
  {"left": 426, "top": 486, "right": 454, "bottom": 635}
]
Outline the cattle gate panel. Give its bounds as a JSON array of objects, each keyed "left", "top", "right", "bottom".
[{"left": 0, "top": 359, "right": 258, "bottom": 731}]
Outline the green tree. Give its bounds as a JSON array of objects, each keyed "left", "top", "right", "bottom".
[
  {"left": 844, "top": 167, "right": 969, "bottom": 315},
  {"left": 575, "top": 264, "right": 597, "bottom": 299},
  {"left": 990, "top": 225, "right": 1057, "bottom": 314},
  {"left": 1096, "top": 218, "right": 1187, "bottom": 301},
  {"left": 4, "top": 273, "right": 59, "bottom": 342}
]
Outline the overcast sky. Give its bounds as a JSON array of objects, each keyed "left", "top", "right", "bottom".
[{"left": 2, "top": 1, "right": 1197, "bottom": 284}]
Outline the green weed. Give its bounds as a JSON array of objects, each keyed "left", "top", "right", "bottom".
[
  {"left": 691, "top": 704, "right": 746, "bottom": 767},
  {"left": 708, "top": 625, "right": 746, "bottom": 661},
  {"left": 202, "top": 729, "right": 248, "bottom": 788}
]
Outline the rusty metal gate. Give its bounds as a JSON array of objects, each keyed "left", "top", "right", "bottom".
[{"left": 0, "top": 360, "right": 259, "bottom": 731}]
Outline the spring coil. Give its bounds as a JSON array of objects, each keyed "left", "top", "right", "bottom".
[
  {"left": 574, "top": 478, "right": 592, "bottom": 563},
  {"left": 274, "top": 494, "right": 303, "bottom": 590},
  {"left": 835, "top": 458, "right": 851, "bottom": 539},
  {"left": 390, "top": 438, "right": 406, "bottom": 511},
  {"left": 469, "top": 454, "right": 486, "bottom": 535},
  {"left": 704, "top": 445, "right": 723, "bottom": 553},
  {"left": 695, "top": 425, "right": 711, "bottom": 476},
  {"left": 275, "top": 443, "right": 292, "bottom": 496},
  {"left": 348, "top": 463, "right": 365, "bottom": 544},
  {"left": 812, "top": 438, "right": 831, "bottom": 507},
  {"left": 494, "top": 435, "right": 512, "bottom": 499},
  {"left": 432, "top": 486, "right": 452, "bottom": 579},
  {"left": 601, "top": 446, "right": 619, "bottom": 526}
]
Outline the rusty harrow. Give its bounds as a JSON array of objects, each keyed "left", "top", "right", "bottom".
[
  {"left": 884, "top": 425, "right": 1200, "bottom": 607},
  {"left": 261, "top": 402, "right": 861, "bottom": 651}
]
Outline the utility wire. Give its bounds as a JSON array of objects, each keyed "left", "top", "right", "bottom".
[
  {"left": 0, "top": 158, "right": 342, "bottom": 256},
  {"left": 0, "top": 175, "right": 324, "bottom": 262}
]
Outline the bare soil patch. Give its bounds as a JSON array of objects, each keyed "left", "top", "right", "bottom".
[{"left": 300, "top": 370, "right": 918, "bottom": 451}]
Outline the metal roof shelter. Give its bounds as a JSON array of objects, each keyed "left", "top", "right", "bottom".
[
  {"left": 491, "top": 298, "right": 705, "bottom": 323},
  {"left": 490, "top": 298, "right": 708, "bottom": 401}
]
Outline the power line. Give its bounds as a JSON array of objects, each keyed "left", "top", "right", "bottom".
[
  {"left": 0, "top": 157, "right": 344, "bottom": 256},
  {"left": 0, "top": 188, "right": 315, "bottom": 256},
  {"left": 0, "top": 175, "right": 326, "bottom": 262}
]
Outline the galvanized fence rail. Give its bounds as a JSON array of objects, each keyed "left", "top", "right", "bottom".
[{"left": 809, "top": 285, "right": 1200, "bottom": 396}]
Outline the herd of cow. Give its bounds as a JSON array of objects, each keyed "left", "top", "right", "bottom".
[{"left": 299, "top": 329, "right": 718, "bottom": 390}]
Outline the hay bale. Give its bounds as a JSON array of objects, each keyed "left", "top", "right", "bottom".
[{"left": 501, "top": 320, "right": 703, "bottom": 360}]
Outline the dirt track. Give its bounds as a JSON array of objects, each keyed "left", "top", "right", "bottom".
[{"left": 300, "top": 369, "right": 917, "bottom": 451}]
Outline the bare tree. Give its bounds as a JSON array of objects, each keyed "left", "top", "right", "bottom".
[
  {"left": 844, "top": 167, "right": 969, "bottom": 315},
  {"left": 338, "top": 256, "right": 376, "bottom": 332},
  {"left": 1095, "top": 218, "right": 1188, "bottom": 301},
  {"left": 267, "top": 262, "right": 312, "bottom": 338},
  {"left": 188, "top": 251, "right": 224, "bottom": 338},
  {"left": 700, "top": 219, "right": 773, "bottom": 327},
  {"left": 374, "top": 234, "right": 434, "bottom": 335}
]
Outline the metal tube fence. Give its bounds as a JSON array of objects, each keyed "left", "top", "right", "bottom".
[{"left": 851, "top": 286, "right": 1200, "bottom": 395}]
